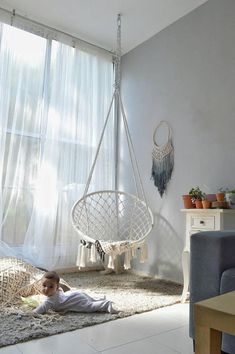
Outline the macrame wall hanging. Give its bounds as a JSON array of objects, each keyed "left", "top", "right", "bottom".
[{"left": 151, "top": 120, "right": 174, "bottom": 197}]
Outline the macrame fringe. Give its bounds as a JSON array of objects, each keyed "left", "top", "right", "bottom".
[
  {"left": 107, "top": 254, "right": 116, "bottom": 269},
  {"left": 140, "top": 242, "right": 148, "bottom": 263},
  {"left": 124, "top": 250, "right": 132, "bottom": 269},
  {"left": 151, "top": 145, "right": 174, "bottom": 197},
  {"left": 76, "top": 242, "right": 100, "bottom": 269},
  {"left": 76, "top": 240, "right": 149, "bottom": 270}
]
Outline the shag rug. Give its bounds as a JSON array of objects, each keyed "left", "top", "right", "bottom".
[{"left": 0, "top": 271, "right": 182, "bottom": 348}]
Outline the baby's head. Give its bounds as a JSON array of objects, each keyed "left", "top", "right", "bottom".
[{"left": 41, "top": 271, "right": 60, "bottom": 297}]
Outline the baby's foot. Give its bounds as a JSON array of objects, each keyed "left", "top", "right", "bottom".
[{"left": 108, "top": 303, "right": 119, "bottom": 314}]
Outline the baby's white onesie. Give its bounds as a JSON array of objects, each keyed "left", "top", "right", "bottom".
[{"left": 34, "top": 290, "right": 115, "bottom": 314}]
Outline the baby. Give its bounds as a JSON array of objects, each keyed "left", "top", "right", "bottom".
[{"left": 34, "top": 271, "right": 118, "bottom": 314}]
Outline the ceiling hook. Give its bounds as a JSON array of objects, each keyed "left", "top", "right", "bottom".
[{"left": 11, "top": 9, "right": 16, "bottom": 26}]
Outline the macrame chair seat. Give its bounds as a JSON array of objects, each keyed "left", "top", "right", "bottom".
[
  {"left": 71, "top": 190, "right": 153, "bottom": 245},
  {"left": 71, "top": 15, "right": 154, "bottom": 269}
]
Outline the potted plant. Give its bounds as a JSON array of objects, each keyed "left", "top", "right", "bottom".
[
  {"left": 225, "top": 189, "right": 235, "bottom": 208},
  {"left": 216, "top": 188, "right": 225, "bottom": 202},
  {"left": 202, "top": 194, "right": 211, "bottom": 209},
  {"left": 182, "top": 194, "right": 195, "bottom": 209},
  {"left": 189, "top": 186, "right": 204, "bottom": 209}
]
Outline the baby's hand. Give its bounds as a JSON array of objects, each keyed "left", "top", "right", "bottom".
[{"left": 16, "top": 310, "right": 37, "bottom": 318}]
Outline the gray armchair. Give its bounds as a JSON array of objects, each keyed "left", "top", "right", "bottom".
[{"left": 189, "top": 230, "right": 235, "bottom": 354}]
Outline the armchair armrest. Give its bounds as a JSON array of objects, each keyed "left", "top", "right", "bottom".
[{"left": 189, "top": 230, "right": 235, "bottom": 339}]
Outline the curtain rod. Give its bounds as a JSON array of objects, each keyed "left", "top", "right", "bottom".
[{"left": 0, "top": 6, "right": 114, "bottom": 56}]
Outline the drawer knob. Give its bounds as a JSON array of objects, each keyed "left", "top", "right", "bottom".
[{"left": 200, "top": 220, "right": 205, "bottom": 224}]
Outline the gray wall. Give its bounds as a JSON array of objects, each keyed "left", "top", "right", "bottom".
[{"left": 120, "top": 0, "right": 235, "bottom": 283}]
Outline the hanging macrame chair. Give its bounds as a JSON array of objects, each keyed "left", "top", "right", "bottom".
[{"left": 71, "top": 15, "right": 154, "bottom": 269}]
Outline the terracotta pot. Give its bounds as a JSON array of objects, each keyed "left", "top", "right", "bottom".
[
  {"left": 216, "top": 193, "right": 225, "bottom": 202},
  {"left": 202, "top": 200, "right": 211, "bottom": 209},
  {"left": 195, "top": 200, "right": 203, "bottom": 209},
  {"left": 182, "top": 195, "right": 194, "bottom": 209}
]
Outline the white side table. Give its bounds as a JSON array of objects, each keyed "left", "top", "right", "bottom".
[{"left": 181, "top": 208, "right": 235, "bottom": 303}]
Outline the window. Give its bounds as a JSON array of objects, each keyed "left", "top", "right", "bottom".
[{"left": 0, "top": 23, "right": 115, "bottom": 268}]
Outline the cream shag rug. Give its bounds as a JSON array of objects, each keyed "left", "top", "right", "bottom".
[{"left": 0, "top": 271, "right": 182, "bottom": 348}]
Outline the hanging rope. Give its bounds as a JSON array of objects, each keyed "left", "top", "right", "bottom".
[
  {"left": 151, "top": 120, "right": 174, "bottom": 197},
  {"left": 114, "top": 13, "right": 121, "bottom": 91},
  {"left": 71, "top": 14, "right": 154, "bottom": 271}
]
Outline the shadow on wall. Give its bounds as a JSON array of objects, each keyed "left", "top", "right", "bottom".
[{"left": 146, "top": 212, "right": 184, "bottom": 283}]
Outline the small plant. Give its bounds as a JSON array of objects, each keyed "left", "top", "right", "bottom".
[
  {"left": 218, "top": 187, "right": 229, "bottom": 193},
  {"left": 225, "top": 189, "right": 235, "bottom": 207},
  {"left": 216, "top": 188, "right": 226, "bottom": 202},
  {"left": 189, "top": 186, "right": 205, "bottom": 203},
  {"left": 228, "top": 189, "right": 235, "bottom": 194},
  {"left": 201, "top": 193, "right": 207, "bottom": 201}
]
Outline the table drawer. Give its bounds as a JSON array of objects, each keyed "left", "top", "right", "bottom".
[{"left": 190, "top": 215, "right": 215, "bottom": 230}]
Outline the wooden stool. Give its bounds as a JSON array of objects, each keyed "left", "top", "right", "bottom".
[{"left": 194, "top": 291, "right": 235, "bottom": 354}]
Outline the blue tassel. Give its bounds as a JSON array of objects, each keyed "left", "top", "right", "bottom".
[{"left": 151, "top": 140, "right": 174, "bottom": 197}]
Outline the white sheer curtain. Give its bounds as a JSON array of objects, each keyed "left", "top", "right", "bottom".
[{"left": 0, "top": 23, "right": 115, "bottom": 269}]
